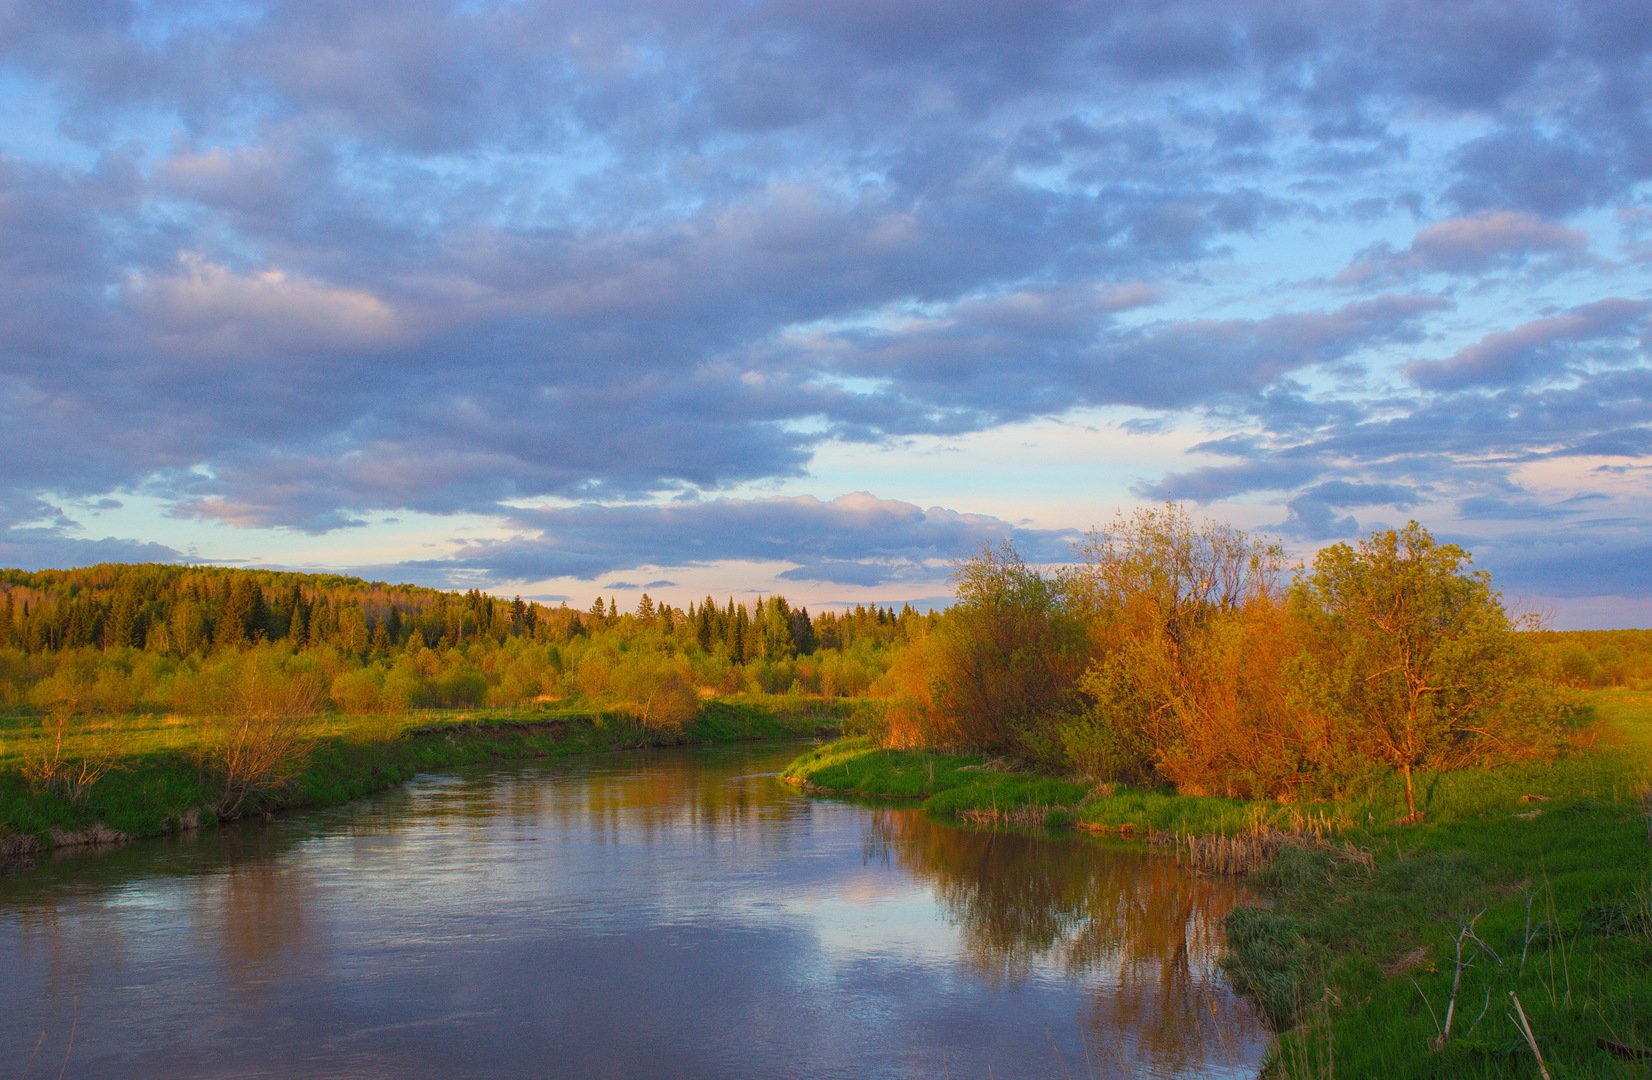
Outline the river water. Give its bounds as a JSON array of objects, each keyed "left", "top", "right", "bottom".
[{"left": 2, "top": 743, "right": 1266, "bottom": 1078}]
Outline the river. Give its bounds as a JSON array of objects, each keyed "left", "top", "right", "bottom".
[{"left": 1, "top": 743, "right": 1267, "bottom": 1078}]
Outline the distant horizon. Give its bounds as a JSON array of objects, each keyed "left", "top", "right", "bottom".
[
  {"left": 2, "top": 2, "right": 1648, "bottom": 630},
  {"left": 4, "top": 551, "right": 1644, "bottom": 633}
]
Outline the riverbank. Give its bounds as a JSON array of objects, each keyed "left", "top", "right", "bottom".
[
  {"left": 783, "top": 690, "right": 1652, "bottom": 1078},
  {"left": 0, "top": 695, "right": 858, "bottom": 858}
]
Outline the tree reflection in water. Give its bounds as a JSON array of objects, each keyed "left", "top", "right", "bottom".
[
  {"left": 2, "top": 747, "right": 1265, "bottom": 1079},
  {"left": 867, "top": 808, "right": 1261, "bottom": 1076}
]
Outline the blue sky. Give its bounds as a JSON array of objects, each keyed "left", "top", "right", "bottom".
[{"left": 1, "top": 0, "right": 1649, "bottom": 627}]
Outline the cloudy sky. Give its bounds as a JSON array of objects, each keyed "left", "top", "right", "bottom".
[{"left": 1, "top": 1, "right": 1649, "bottom": 627}]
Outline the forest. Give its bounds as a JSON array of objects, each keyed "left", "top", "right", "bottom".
[
  {"left": 0, "top": 506, "right": 1645, "bottom": 825},
  {"left": 0, "top": 562, "right": 922, "bottom": 720}
]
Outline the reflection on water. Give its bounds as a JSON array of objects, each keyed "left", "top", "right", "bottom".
[
  {"left": 868, "top": 812, "right": 1258, "bottom": 1077},
  {"left": 2, "top": 744, "right": 1265, "bottom": 1078}
]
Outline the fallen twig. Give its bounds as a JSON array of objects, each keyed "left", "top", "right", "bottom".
[{"left": 1509, "top": 991, "right": 1552, "bottom": 1080}]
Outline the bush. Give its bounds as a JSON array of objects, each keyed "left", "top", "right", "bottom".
[
  {"left": 330, "top": 666, "right": 386, "bottom": 714},
  {"left": 196, "top": 647, "right": 324, "bottom": 817}
]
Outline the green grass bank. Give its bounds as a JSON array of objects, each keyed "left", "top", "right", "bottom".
[
  {"left": 0, "top": 695, "right": 858, "bottom": 856},
  {"left": 783, "top": 691, "right": 1652, "bottom": 1079}
]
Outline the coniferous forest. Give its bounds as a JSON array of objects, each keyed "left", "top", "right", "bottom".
[{"left": 0, "top": 561, "right": 923, "bottom": 720}]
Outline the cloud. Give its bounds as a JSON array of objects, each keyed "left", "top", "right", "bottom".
[
  {"left": 0, "top": 1, "right": 1650, "bottom": 619},
  {"left": 783, "top": 292, "right": 1449, "bottom": 430},
  {"left": 1075, "top": 294, "right": 1450, "bottom": 410},
  {"left": 775, "top": 559, "right": 939, "bottom": 587},
  {"left": 1278, "top": 480, "right": 1421, "bottom": 540},
  {"left": 1457, "top": 493, "right": 1604, "bottom": 521},
  {"left": 1137, "top": 455, "right": 1326, "bottom": 502},
  {"left": 1406, "top": 298, "right": 1650, "bottom": 391},
  {"left": 1446, "top": 129, "right": 1621, "bottom": 216},
  {"left": 127, "top": 253, "right": 402, "bottom": 355},
  {"left": 0, "top": 528, "right": 186, "bottom": 572},
  {"left": 1335, "top": 211, "right": 1589, "bottom": 286},
  {"left": 1476, "top": 532, "right": 1652, "bottom": 600},
  {"left": 401, "top": 492, "right": 1082, "bottom": 586}
]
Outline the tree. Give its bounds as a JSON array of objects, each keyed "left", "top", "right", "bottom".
[
  {"left": 24, "top": 663, "right": 119, "bottom": 801},
  {"left": 695, "top": 599, "right": 715, "bottom": 651},
  {"left": 926, "top": 542, "right": 1088, "bottom": 757},
  {"left": 789, "top": 607, "right": 817, "bottom": 655},
  {"left": 616, "top": 655, "right": 700, "bottom": 729},
  {"left": 1065, "top": 504, "right": 1287, "bottom": 787},
  {"left": 197, "top": 648, "right": 324, "bottom": 818},
  {"left": 104, "top": 585, "right": 145, "bottom": 649},
  {"left": 1291, "top": 522, "right": 1557, "bottom": 821},
  {"left": 757, "top": 596, "right": 795, "bottom": 659}
]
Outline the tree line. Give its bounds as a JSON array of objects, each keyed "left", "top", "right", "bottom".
[
  {"left": 1, "top": 507, "right": 1587, "bottom": 819},
  {"left": 0, "top": 563, "right": 930, "bottom": 722},
  {"left": 1536, "top": 627, "right": 1652, "bottom": 689},
  {"left": 0, "top": 563, "right": 917, "bottom": 658},
  {"left": 879, "top": 506, "right": 1569, "bottom": 820}
]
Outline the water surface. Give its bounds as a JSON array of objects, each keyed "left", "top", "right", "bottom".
[{"left": 2, "top": 743, "right": 1266, "bottom": 1078}]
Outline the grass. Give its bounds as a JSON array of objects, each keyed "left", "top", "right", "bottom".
[
  {"left": 782, "top": 736, "right": 1331, "bottom": 836},
  {"left": 1240, "top": 691, "right": 1651, "bottom": 1079},
  {"left": 0, "top": 695, "right": 860, "bottom": 853},
  {"left": 785, "top": 690, "right": 1652, "bottom": 1079},
  {"left": 781, "top": 737, "right": 1094, "bottom": 824}
]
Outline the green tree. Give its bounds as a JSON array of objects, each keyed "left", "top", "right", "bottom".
[
  {"left": 104, "top": 585, "right": 145, "bottom": 649},
  {"left": 695, "top": 598, "right": 716, "bottom": 651},
  {"left": 789, "top": 607, "right": 817, "bottom": 655},
  {"left": 757, "top": 596, "right": 795, "bottom": 660},
  {"left": 926, "top": 543, "right": 1088, "bottom": 758},
  {"left": 1290, "top": 522, "right": 1558, "bottom": 821}
]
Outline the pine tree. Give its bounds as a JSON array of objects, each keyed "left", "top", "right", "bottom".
[
  {"left": 288, "top": 598, "right": 309, "bottom": 647},
  {"left": 789, "top": 607, "right": 816, "bottom": 655},
  {"left": 731, "top": 604, "right": 750, "bottom": 664}
]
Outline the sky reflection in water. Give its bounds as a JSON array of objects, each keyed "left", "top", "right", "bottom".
[{"left": 2, "top": 744, "right": 1265, "bottom": 1078}]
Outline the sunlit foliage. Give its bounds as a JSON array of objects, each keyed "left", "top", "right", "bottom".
[
  {"left": 1290, "top": 522, "right": 1564, "bottom": 819},
  {"left": 0, "top": 564, "right": 924, "bottom": 727},
  {"left": 873, "top": 509, "right": 1566, "bottom": 809}
]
